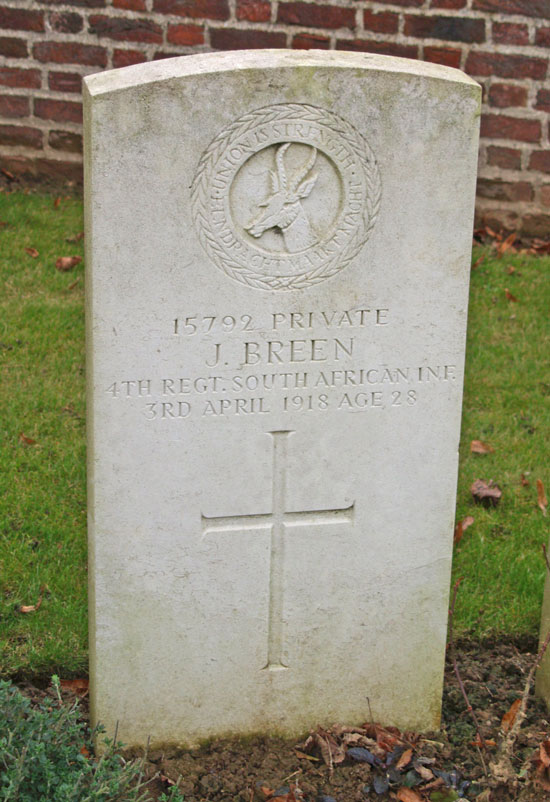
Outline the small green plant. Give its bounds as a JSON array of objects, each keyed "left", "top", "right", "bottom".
[{"left": 0, "top": 676, "right": 164, "bottom": 802}]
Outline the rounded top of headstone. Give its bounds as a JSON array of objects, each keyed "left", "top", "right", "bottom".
[{"left": 83, "top": 50, "right": 480, "bottom": 99}]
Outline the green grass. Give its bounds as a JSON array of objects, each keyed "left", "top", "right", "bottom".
[{"left": 0, "top": 190, "right": 549, "bottom": 678}]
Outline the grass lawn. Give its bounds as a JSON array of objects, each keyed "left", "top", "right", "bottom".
[{"left": 0, "top": 190, "right": 548, "bottom": 679}]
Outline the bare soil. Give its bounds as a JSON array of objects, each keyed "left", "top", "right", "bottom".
[{"left": 17, "top": 638, "right": 550, "bottom": 801}]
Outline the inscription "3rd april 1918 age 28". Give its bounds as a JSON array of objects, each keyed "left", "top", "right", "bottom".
[{"left": 103, "top": 308, "right": 458, "bottom": 420}]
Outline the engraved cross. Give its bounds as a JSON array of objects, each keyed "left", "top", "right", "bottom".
[{"left": 202, "top": 430, "right": 354, "bottom": 671}]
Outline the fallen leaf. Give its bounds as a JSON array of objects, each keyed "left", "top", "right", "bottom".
[
  {"left": 396, "top": 789, "right": 423, "bottom": 802},
  {"left": 66, "top": 231, "right": 84, "bottom": 243},
  {"left": 471, "top": 440, "right": 494, "bottom": 454},
  {"left": 25, "top": 247, "right": 39, "bottom": 258},
  {"left": 539, "top": 741, "right": 550, "bottom": 767},
  {"left": 504, "top": 288, "right": 518, "bottom": 302},
  {"left": 501, "top": 698, "right": 521, "bottom": 732},
  {"left": 537, "top": 479, "right": 547, "bottom": 516},
  {"left": 53, "top": 196, "right": 61, "bottom": 208},
  {"left": 294, "top": 750, "right": 319, "bottom": 761},
  {"left": 453, "top": 516, "right": 474, "bottom": 545},
  {"left": 396, "top": 748, "right": 413, "bottom": 770},
  {"left": 469, "top": 736, "right": 496, "bottom": 748},
  {"left": 496, "top": 231, "right": 517, "bottom": 257},
  {"left": 521, "top": 474, "right": 530, "bottom": 487},
  {"left": 471, "top": 255, "right": 485, "bottom": 269},
  {"left": 60, "top": 678, "right": 89, "bottom": 695},
  {"left": 471, "top": 479, "right": 502, "bottom": 507},
  {"left": 506, "top": 265, "right": 516, "bottom": 274},
  {"left": 19, "top": 432, "right": 37, "bottom": 446},
  {"left": 414, "top": 763, "right": 434, "bottom": 781},
  {"left": 56, "top": 255, "right": 82, "bottom": 272},
  {"left": 67, "top": 277, "right": 80, "bottom": 291},
  {"left": 80, "top": 745, "right": 90, "bottom": 758},
  {"left": 1, "top": 168, "right": 15, "bottom": 180},
  {"left": 19, "top": 596, "right": 42, "bottom": 613}
]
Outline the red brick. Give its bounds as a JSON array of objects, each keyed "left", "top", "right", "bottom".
[
  {"left": 0, "top": 95, "right": 29, "bottom": 118},
  {"left": 372, "top": 0, "right": 423, "bottom": 6},
  {"left": 486, "top": 146, "right": 521, "bottom": 170},
  {"left": 337, "top": 39, "right": 418, "bottom": 59},
  {"left": 423, "top": 46, "right": 461, "bottom": 68},
  {"left": 481, "top": 114, "right": 541, "bottom": 143},
  {"left": 112, "top": 48, "right": 147, "bottom": 67},
  {"left": 431, "top": 0, "right": 466, "bottom": 7},
  {"left": 535, "top": 27, "right": 550, "bottom": 47},
  {"left": 0, "top": 67, "right": 41, "bottom": 89},
  {"left": 35, "top": 98, "right": 83, "bottom": 124},
  {"left": 404, "top": 15, "right": 485, "bottom": 43},
  {"left": 153, "top": 0, "right": 229, "bottom": 20},
  {"left": 210, "top": 28, "right": 286, "bottom": 49},
  {"left": 0, "top": 125, "right": 42, "bottom": 149},
  {"left": 278, "top": 2, "right": 355, "bottom": 29},
  {"left": 473, "top": 0, "right": 550, "bottom": 19},
  {"left": 529, "top": 150, "right": 550, "bottom": 173},
  {"left": 88, "top": 15, "right": 162, "bottom": 43},
  {"left": 477, "top": 178, "right": 533, "bottom": 203},
  {"left": 167, "top": 24, "right": 204, "bottom": 45},
  {"left": 493, "top": 22, "right": 529, "bottom": 46},
  {"left": 49, "top": 12, "right": 83, "bottom": 33},
  {"left": 0, "top": 6, "right": 44, "bottom": 32},
  {"left": 153, "top": 51, "right": 181, "bottom": 60},
  {"left": 292, "top": 33, "right": 330, "bottom": 49},
  {"left": 536, "top": 89, "right": 550, "bottom": 113},
  {"left": 521, "top": 214, "right": 550, "bottom": 238},
  {"left": 33, "top": 41, "right": 107, "bottom": 67},
  {"left": 0, "top": 155, "right": 82, "bottom": 185},
  {"left": 466, "top": 52, "right": 547, "bottom": 80},
  {"left": 488, "top": 83, "right": 528, "bottom": 109},
  {"left": 48, "top": 130, "right": 83, "bottom": 153},
  {"left": 0, "top": 37, "right": 27, "bottom": 59},
  {"left": 48, "top": 71, "right": 82, "bottom": 93},
  {"left": 113, "top": 0, "right": 146, "bottom": 9},
  {"left": 363, "top": 10, "right": 398, "bottom": 34},
  {"left": 236, "top": 0, "right": 270, "bottom": 22},
  {"left": 32, "top": 0, "right": 105, "bottom": 6},
  {"left": 540, "top": 185, "right": 550, "bottom": 207}
]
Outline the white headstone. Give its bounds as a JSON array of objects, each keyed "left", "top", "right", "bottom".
[{"left": 84, "top": 50, "right": 480, "bottom": 747}]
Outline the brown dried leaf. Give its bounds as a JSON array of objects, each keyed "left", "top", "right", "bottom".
[
  {"left": 471, "top": 440, "right": 494, "bottom": 454},
  {"left": 396, "top": 748, "right": 413, "bottom": 770},
  {"left": 537, "top": 479, "right": 548, "bottom": 516},
  {"left": 1, "top": 168, "right": 15, "bottom": 180},
  {"left": 453, "top": 515, "right": 474, "bottom": 546},
  {"left": 414, "top": 764, "right": 434, "bottom": 781},
  {"left": 504, "top": 287, "right": 518, "bottom": 302},
  {"left": 294, "top": 750, "right": 319, "bottom": 761},
  {"left": 472, "top": 255, "right": 485, "bottom": 270},
  {"left": 53, "top": 196, "right": 61, "bottom": 209},
  {"left": 506, "top": 265, "right": 516, "bottom": 274},
  {"left": 60, "top": 678, "right": 89, "bottom": 695},
  {"left": 501, "top": 698, "right": 521, "bottom": 732},
  {"left": 55, "top": 255, "right": 82, "bottom": 272},
  {"left": 396, "top": 789, "right": 423, "bottom": 802},
  {"left": 496, "top": 231, "right": 517, "bottom": 257},
  {"left": 471, "top": 479, "right": 502, "bottom": 507},
  {"left": 19, "top": 432, "right": 37, "bottom": 446},
  {"left": 540, "top": 741, "right": 550, "bottom": 768},
  {"left": 521, "top": 473, "right": 530, "bottom": 487},
  {"left": 25, "top": 247, "right": 39, "bottom": 258},
  {"left": 470, "top": 736, "right": 496, "bottom": 748},
  {"left": 19, "top": 596, "right": 42, "bottom": 613},
  {"left": 67, "top": 278, "right": 80, "bottom": 291},
  {"left": 66, "top": 231, "right": 84, "bottom": 243},
  {"left": 80, "top": 745, "right": 90, "bottom": 758}
]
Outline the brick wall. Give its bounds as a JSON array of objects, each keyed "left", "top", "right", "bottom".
[{"left": 1, "top": 0, "right": 550, "bottom": 234}]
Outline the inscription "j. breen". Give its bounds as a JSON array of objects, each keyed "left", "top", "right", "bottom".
[{"left": 206, "top": 337, "right": 354, "bottom": 367}]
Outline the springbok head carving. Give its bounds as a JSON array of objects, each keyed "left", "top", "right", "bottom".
[{"left": 246, "top": 143, "right": 319, "bottom": 241}]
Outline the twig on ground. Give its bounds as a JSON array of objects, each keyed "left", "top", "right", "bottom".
[{"left": 448, "top": 578, "right": 489, "bottom": 777}]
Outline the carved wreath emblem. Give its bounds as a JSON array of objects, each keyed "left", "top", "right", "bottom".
[{"left": 191, "top": 104, "right": 381, "bottom": 291}]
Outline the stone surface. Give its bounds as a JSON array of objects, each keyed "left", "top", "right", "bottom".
[{"left": 84, "top": 50, "right": 480, "bottom": 747}]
